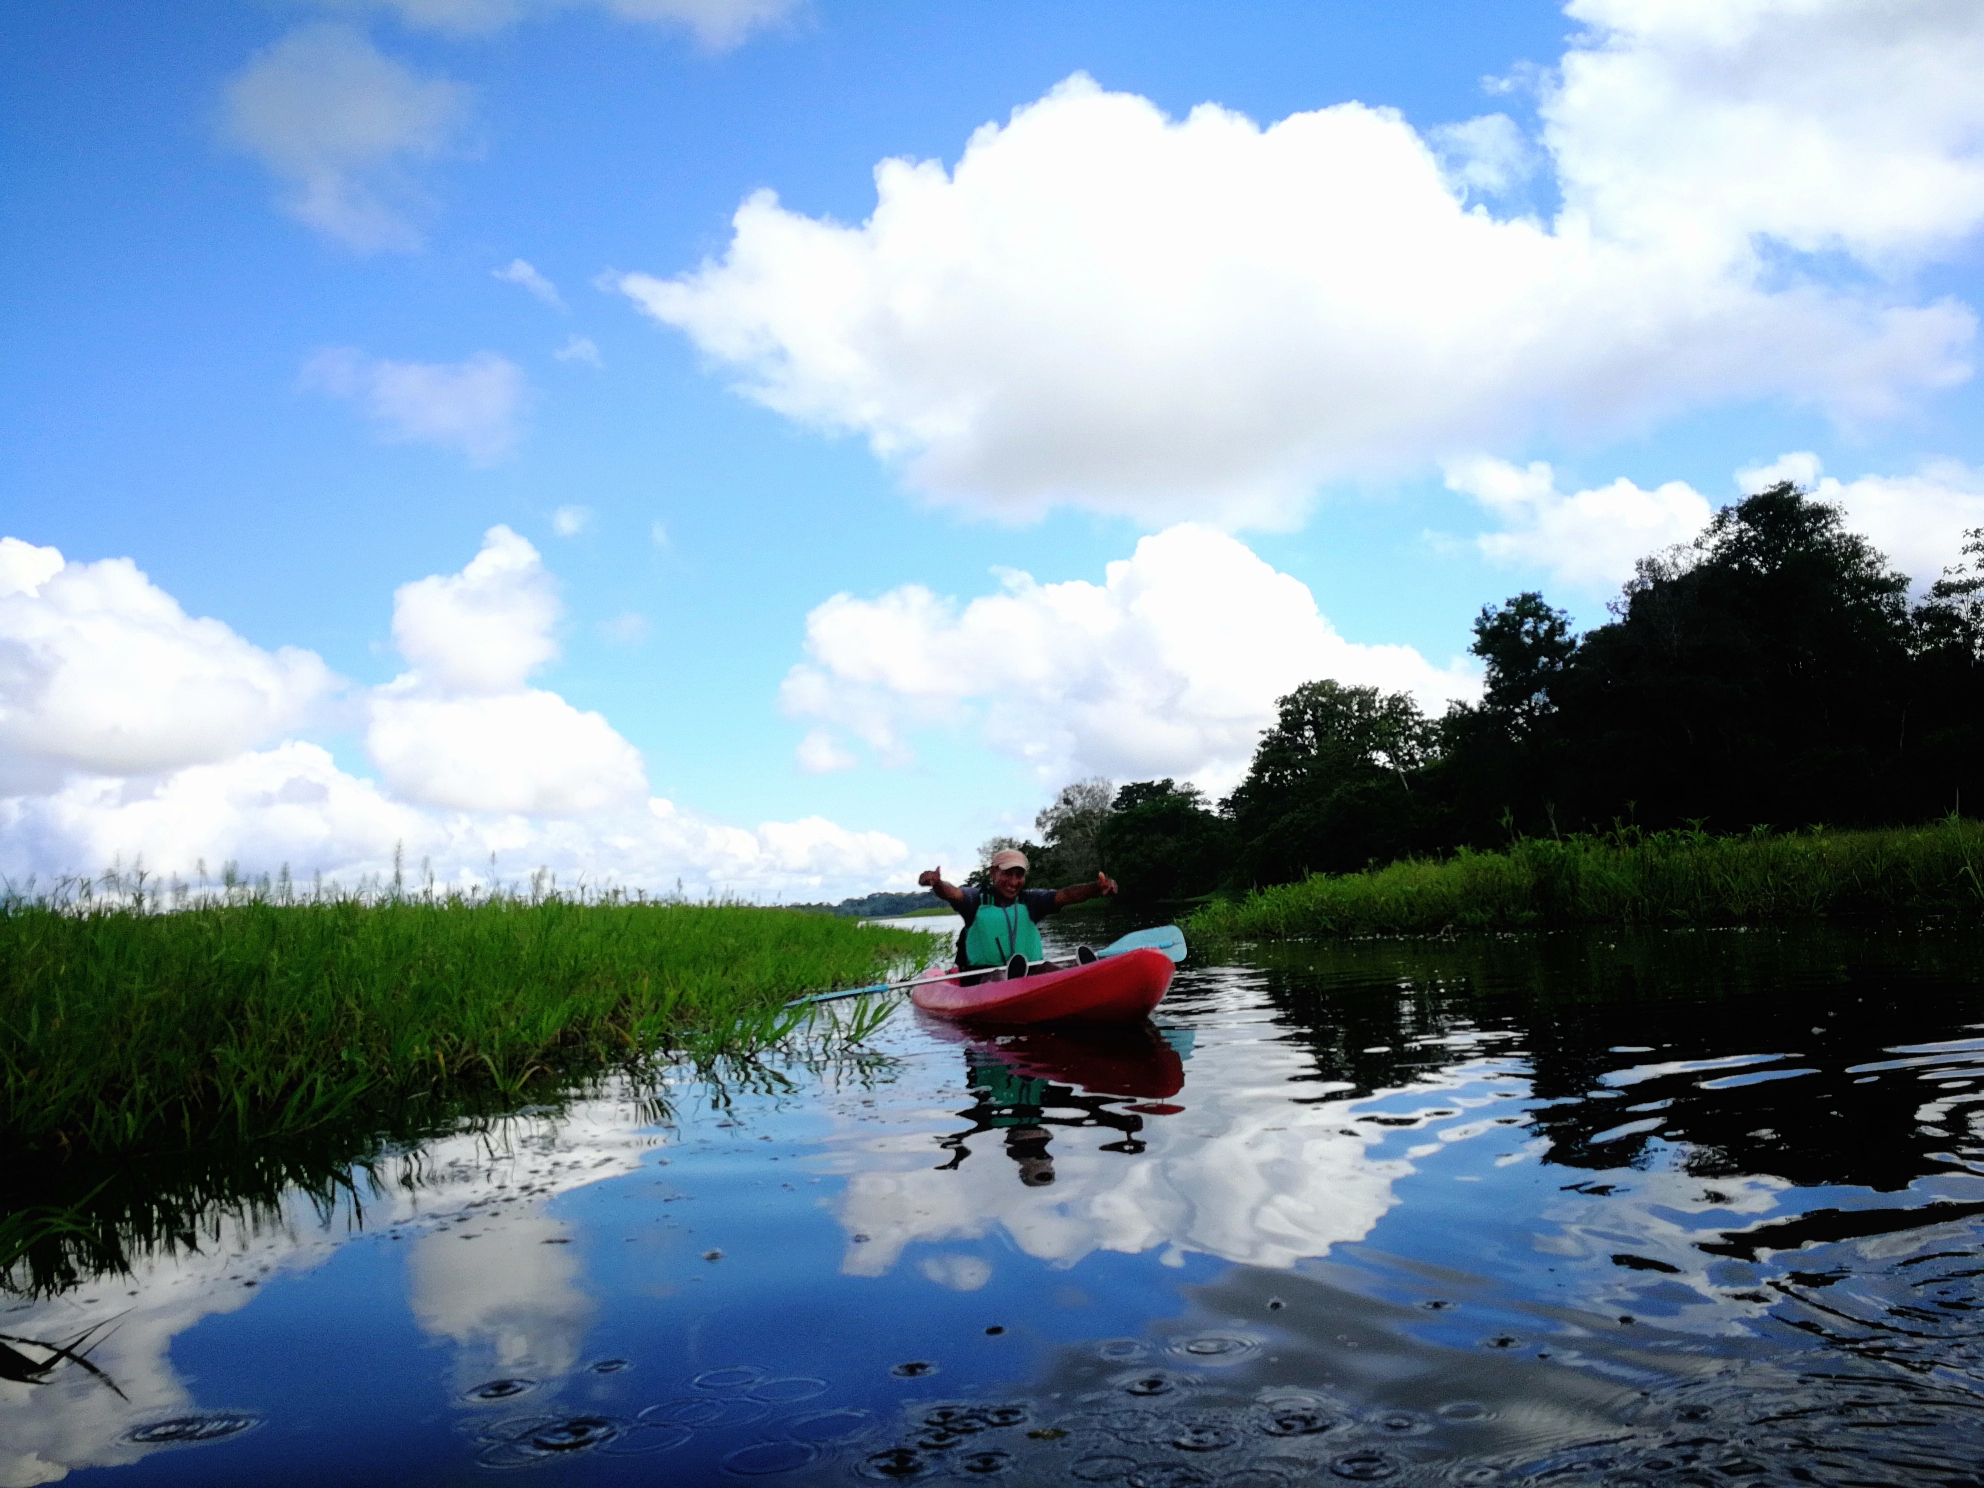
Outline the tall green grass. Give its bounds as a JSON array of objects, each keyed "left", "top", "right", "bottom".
[
  {"left": 0, "top": 897, "right": 934, "bottom": 1156},
  {"left": 1191, "top": 818, "right": 1984, "bottom": 941}
]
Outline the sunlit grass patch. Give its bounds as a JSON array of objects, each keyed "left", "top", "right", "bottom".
[
  {"left": 0, "top": 894, "right": 936, "bottom": 1158},
  {"left": 1191, "top": 817, "right": 1984, "bottom": 940}
]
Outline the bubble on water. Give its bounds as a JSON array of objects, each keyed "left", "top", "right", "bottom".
[
  {"left": 477, "top": 1413, "right": 630, "bottom": 1465},
  {"left": 1438, "top": 1402, "right": 1491, "bottom": 1422},
  {"left": 923, "top": 1405, "right": 986, "bottom": 1433},
  {"left": 1169, "top": 1334, "right": 1260, "bottom": 1363},
  {"left": 1328, "top": 1449, "right": 1399, "bottom": 1481},
  {"left": 1371, "top": 1409, "right": 1429, "bottom": 1435},
  {"left": 524, "top": 1416, "right": 622, "bottom": 1453},
  {"left": 1123, "top": 1373, "right": 1181, "bottom": 1397},
  {"left": 1097, "top": 1338, "right": 1149, "bottom": 1362},
  {"left": 1481, "top": 1334, "right": 1522, "bottom": 1350},
  {"left": 1128, "top": 1464, "right": 1214, "bottom": 1488},
  {"left": 723, "top": 1439, "right": 819, "bottom": 1475},
  {"left": 1172, "top": 1419, "right": 1239, "bottom": 1452},
  {"left": 916, "top": 1429, "right": 965, "bottom": 1451},
  {"left": 125, "top": 1413, "right": 260, "bottom": 1445},
  {"left": 958, "top": 1448, "right": 1014, "bottom": 1475},
  {"left": 1070, "top": 1454, "right": 1138, "bottom": 1482},
  {"left": 697, "top": 1364, "right": 768, "bottom": 1390},
  {"left": 783, "top": 1408, "right": 876, "bottom": 1443},
  {"left": 465, "top": 1378, "right": 536, "bottom": 1401},
  {"left": 588, "top": 1358, "right": 631, "bottom": 1374},
  {"left": 1447, "top": 1469, "right": 1502, "bottom": 1484},
  {"left": 751, "top": 1376, "right": 828, "bottom": 1403},
  {"left": 981, "top": 1404, "right": 1029, "bottom": 1428},
  {"left": 858, "top": 1446, "right": 943, "bottom": 1479},
  {"left": 892, "top": 1361, "right": 939, "bottom": 1378},
  {"left": 1254, "top": 1404, "right": 1340, "bottom": 1437}
]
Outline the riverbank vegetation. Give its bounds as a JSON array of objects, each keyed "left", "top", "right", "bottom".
[
  {"left": 1190, "top": 819, "right": 1984, "bottom": 939},
  {"left": 993, "top": 484, "right": 1984, "bottom": 929},
  {"left": 0, "top": 896, "right": 933, "bottom": 1159}
]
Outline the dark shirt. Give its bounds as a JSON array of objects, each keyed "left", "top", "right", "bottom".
[{"left": 956, "top": 886, "right": 1060, "bottom": 930}]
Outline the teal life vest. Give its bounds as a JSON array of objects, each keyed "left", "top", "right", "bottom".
[{"left": 960, "top": 892, "right": 1044, "bottom": 969}]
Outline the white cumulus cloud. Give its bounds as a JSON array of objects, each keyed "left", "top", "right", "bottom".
[
  {"left": 0, "top": 541, "right": 334, "bottom": 794},
  {"left": 304, "top": 347, "right": 527, "bottom": 466},
  {"left": 1735, "top": 452, "right": 1984, "bottom": 588},
  {"left": 1447, "top": 457, "right": 1716, "bottom": 590},
  {"left": 1550, "top": 0, "right": 1984, "bottom": 265},
  {"left": 1454, "top": 450, "right": 1984, "bottom": 593},
  {"left": 554, "top": 334, "right": 603, "bottom": 367},
  {"left": 389, "top": 526, "right": 559, "bottom": 692},
  {"left": 0, "top": 530, "right": 910, "bottom": 900},
  {"left": 369, "top": 526, "right": 650, "bottom": 816},
  {"left": 781, "top": 525, "right": 1477, "bottom": 793},
  {"left": 221, "top": 24, "right": 470, "bottom": 252},
  {"left": 367, "top": 690, "right": 649, "bottom": 816},
  {"left": 624, "top": 0, "right": 1984, "bottom": 528}
]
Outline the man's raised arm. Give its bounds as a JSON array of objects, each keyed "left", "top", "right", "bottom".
[
  {"left": 918, "top": 866, "right": 967, "bottom": 906},
  {"left": 1053, "top": 872, "right": 1119, "bottom": 909}
]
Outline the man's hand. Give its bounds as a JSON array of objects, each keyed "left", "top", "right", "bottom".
[
  {"left": 920, "top": 867, "right": 965, "bottom": 904},
  {"left": 1054, "top": 871, "right": 1120, "bottom": 909}
]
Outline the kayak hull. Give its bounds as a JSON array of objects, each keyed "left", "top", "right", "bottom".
[{"left": 909, "top": 947, "right": 1174, "bottom": 1025}]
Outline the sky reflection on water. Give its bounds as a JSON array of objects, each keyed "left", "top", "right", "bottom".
[{"left": 5, "top": 925, "right": 1984, "bottom": 1484}]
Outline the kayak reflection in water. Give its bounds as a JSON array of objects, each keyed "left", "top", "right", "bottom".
[
  {"left": 932, "top": 1026, "right": 1187, "bottom": 1189},
  {"left": 917, "top": 849, "right": 1118, "bottom": 980}
]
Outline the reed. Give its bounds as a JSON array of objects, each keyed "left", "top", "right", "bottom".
[
  {"left": 1190, "top": 817, "right": 1984, "bottom": 941},
  {"left": 0, "top": 896, "right": 934, "bottom": 1156}
]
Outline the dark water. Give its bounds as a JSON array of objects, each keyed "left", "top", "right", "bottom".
[{"left": 7, "top": 924, "right": 1984, "bottom": 1486}]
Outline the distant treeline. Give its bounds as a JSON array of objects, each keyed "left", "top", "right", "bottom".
[
  {"left": 993, "top": 483, "right": 1984, "bottom": 906},
  {"left": 785, "top": 890, "right": 940, "bottom": 918}
]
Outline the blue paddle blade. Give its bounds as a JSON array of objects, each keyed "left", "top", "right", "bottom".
[{"left": 1099, "top": 924, "right": 1188, "bottom": 963}]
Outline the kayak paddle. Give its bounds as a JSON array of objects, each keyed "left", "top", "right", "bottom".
[
  {"left": 789, "top": 923, "right": 1188, "bottom": 1007},
  {"left": 1096, "top": 924, "right": 1188, "bottom": 963}
]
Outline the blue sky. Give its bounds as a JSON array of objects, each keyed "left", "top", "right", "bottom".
[{"left": 4, "top": 0, "right": 1983, "bottom": 898}]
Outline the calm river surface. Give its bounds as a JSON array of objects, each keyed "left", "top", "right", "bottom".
[{"left": 7, "top": 924, "right": 1984, "bottom": 1486}]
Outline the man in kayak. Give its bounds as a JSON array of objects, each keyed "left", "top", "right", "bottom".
[{"left": 917, "top": 850, "right": 1118, "bottom": 979}]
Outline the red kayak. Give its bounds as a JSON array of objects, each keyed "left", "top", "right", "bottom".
[{"left": 909, "top": 947, "right": 1174, "bottom": 1025}]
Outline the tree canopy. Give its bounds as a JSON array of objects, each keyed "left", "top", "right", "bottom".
[{"left": 1063, "top": 484, "right": 1984, "bottom": 900}]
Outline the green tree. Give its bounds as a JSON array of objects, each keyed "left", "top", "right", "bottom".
[
  {"left": 1098, "top": 780, "right": 1234, "bottom": 907},
  {"left": 1032, "top": 778, "right": 1114, "bottom": 884},
  {"left": 1472, "top": 591, "right": 1578, "bottom": 733},
  {"left": 1221, "top": 681, "right": 1438, "bottom": 884},
  {"left": 1905, "top": 527, "right": 1984, "bottom": 815},
  {"left": 1548, "top": 481, "right": 1914, "bottom": 829}
]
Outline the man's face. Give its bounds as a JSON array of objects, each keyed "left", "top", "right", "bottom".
[{"left": 992, "top": 865, "right": 1027, "bottom": 901}]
